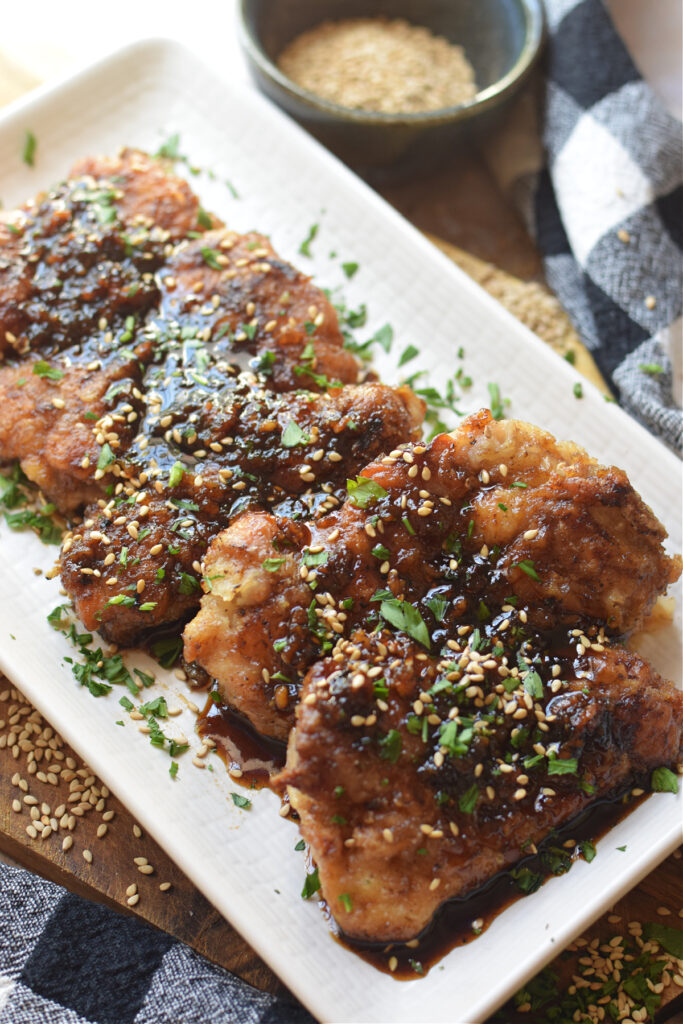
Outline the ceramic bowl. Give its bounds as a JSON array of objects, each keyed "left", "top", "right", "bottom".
[{"left": 238, "top": 0, "right": 545, "bottom": 175}]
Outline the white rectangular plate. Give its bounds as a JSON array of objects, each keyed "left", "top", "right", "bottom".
[{"left": 0, "top": 39, "right": 680, "bottom": 1024}]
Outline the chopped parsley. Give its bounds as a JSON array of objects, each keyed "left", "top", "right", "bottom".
[
  {"left": 178, "top": 573, "right": 200, "bottom": 595},
  {"left": 573, "top": 382, "right": 584, "bottom": 399},
  {"left": 299, "top": 223, "right": 318, "bottom": 258},
  {"left": 97, "top": 443, "right": 116, "bottom": 471},
  {"left": 301, "top": 868, "right": 321, "bottom": 899},
  {"left": 32, "top": 360, "right": 63, "bottom": 381},
  {"left": 651, "top": 766, "right": 678, "bottom": 793},
  {"left": 168, "top": 461, "right": 185, "bottom": 488},
  {"left": 458, "top": 784, "right": 479, "bottom": 814},
  {"left": 280, "top": 420, "right": 310, "bottom": 447},
  {"left": 262, "top": 557, "right": 286, "bottom": 572},
  {"left": 23, "top": 131, "right": 37, "bottom": 167},
  {"left": 4, "top": 503, "right": 62, "bottom": 545},
  {"left": 338, "top": 893, "right": 353, "bottom": 912},
  {"left": 440, "top": 720, "right": 473, "bottom": 758},
  {"left": 514, "top": 559, "right": 540, "bottom": 582},
  {"left": 487, "top": 382, "right": 507, "bottom": 420},
  {"left": 398, "top": 344, "right": 419, "bottom": 367},
  {"left": 523, "top": 671, "right": 543, "bottom": 699},
  {"left": 302, "top": 549, "right": 328, "bottom": 568},
  {"left": 47, "top": 604, "right": 71, "bottom": 629},
  {"left": 230, "top": 792, "right": 252, "bottom": 810},
  {"left": 376, "top": 595, "right": 430, "bottom": 649},
  {"left": 372, "top": 678, "right": 388, "bottom": 699},
  {"left": 200, "top": 247, "right": 222, "bottom": 270},
  {"left": 341, "top": 261, "right": 358, "bottom": 279},
  {"left": 426, "top": 594, "right": 449, "bottom": 623},
  {"left": 547, "top": 757, "right": 578, "bottom": 775},
  {"left": 150, "top": 635, "right": 183, "bottom": 669},
  {"left": 643, "top": 922, "right": 683, "bottom": 959},
  {"left": 343, "top": 322, "right": 393, "bottom": 359},
  {"left": 346, "top": 476, "right": 387, "bottom": 509},
  {"left": 378, "top": 729, "right": 402, "bottom": 763},
  {"left": 156, "top": 133, "right": 181, "bottom": 159},
  {"left": 402, "top": 516, "right": 415, "bottom": 536}
]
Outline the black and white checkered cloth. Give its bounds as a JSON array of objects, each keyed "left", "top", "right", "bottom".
[
  {"left": 531, "top": 0, "right": 682, "bottom": 452},
  {"left": 0, "top": 862, "right": 313, "bottom": 1024},
  {"left": 0, "top": 6, "right": 680, "bottom": 1024}
]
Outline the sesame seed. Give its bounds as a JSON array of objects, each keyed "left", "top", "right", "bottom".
[{"left": 82, "top": 849, "right": 93, "bottom": 863}]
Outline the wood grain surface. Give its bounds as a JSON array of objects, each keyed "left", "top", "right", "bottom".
[{"left": 2, "top": 675, "right": 681, "bottom": 1022}]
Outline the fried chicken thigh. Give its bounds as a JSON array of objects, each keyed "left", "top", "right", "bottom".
[
  {"left": 185, "top": 411, "right": 681, "bottom": 739},
  {"left": 0, "top": 151, "right": 426, "bottom": 635},
  {"left": 2, "top": 150, "right": 681, "bottom": 958},
  {"left": 277, "top": 630, "right": 682, "bottom": 942},
  {"left": 64, "top": 376, "right": 423, "bottom": 643}
]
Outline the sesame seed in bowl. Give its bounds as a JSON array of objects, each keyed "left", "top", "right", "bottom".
[{"left": 238, "top": 0, "right": 545, "bottom": 175}]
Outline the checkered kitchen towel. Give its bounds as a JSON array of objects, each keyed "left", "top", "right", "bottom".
[
  {"left": 0, "top": 862, "right": 313, "bottom": 1024},
  {"left": 512, "top": 0, "right": 682, "bottom": 452}
]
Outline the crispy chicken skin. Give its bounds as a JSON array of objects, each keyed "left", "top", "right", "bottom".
[
  {"left": 185, "top": 411, "right": 681, "bottom": 739},
  {"left": 159, "top": 228, "right": 362, "bottom": 391},
  {"left": 184, "top": 514, "right": 313, "bottom": 738},
  {"left": 0, "top": 149, "right": 209, "bottom": 505},
  {"left": 65, "top": 379, "right": 424, "bottom": 643},
  {"left": 0, "top": 150, "right": 424, "bottom": 633},
  {"left": 69, "top": 151, "right": 210, "bottom": 240},
  {"left": 277, "top": 630, "right": 682, "bottom": 943},
  {"left": 0, "top": 343, "right": 148, "bottom": 513},
  {"left": 0, "top": 150, "right": 201, "bottom": 360}
]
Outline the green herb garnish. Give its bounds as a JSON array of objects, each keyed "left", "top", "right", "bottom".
[{"left": 230, "top": 792, "right": 252, "bottom": 810}]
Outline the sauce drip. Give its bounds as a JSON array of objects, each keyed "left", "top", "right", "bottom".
[
  {"left": 198, "top": 692, "right": 286, "bottom": 789},
  {"left": 198, "top": 686, "right": 648, "bottom": 979},
  {"left": 331, "top": 787, "right": 645, "bottom": 979}
]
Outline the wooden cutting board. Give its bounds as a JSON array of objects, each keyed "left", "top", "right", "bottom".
[{"left": 2, "top": 676, "right": 681, "bottom": 1020}]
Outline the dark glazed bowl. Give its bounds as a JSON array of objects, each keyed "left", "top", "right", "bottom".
[{"left": 238, "top": 0, "right": 544, "bottom": 176}]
